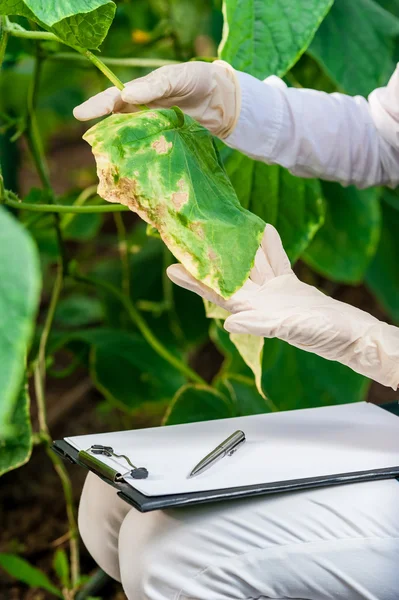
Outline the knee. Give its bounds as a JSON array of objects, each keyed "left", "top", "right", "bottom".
[{"left": 78, "top": 472, "right": 130, "bottom": 582}]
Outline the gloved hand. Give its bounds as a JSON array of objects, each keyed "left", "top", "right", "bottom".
[
  {"left": 167, "top": 225, "right": 399, "bottom": 390},
  {"left": 73, "top": 61, "right": 240, "bottom": 138}
]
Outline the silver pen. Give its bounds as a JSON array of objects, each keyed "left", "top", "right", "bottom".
[{"left": 188, "top": 430, "right": 246, "bottom": 478}]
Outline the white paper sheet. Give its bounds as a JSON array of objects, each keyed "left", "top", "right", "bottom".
[{"left": 66, "top": 402, "right": 399, "bottom": 497}]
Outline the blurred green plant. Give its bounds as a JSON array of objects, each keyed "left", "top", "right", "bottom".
[{"left": 0, "top": 0, "right": 398, "bottom": 597}]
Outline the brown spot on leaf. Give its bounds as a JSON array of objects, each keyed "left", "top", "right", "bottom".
[
  {"left": 151, "top": 135, "right": 172, "bottom": 154},
  {"left": 172, "top": 192, "right": 188, "bottom": 210},
  {"left": 189, "top": 221, "right": 205, "bottom": 239}
]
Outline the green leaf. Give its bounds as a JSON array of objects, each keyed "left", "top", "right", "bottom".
[
  {"left": 54, "top": 294, "right": 104, "bottom": 329},
  {"left": 83, "top": 108, "right": 265, "bottom": 299},
  {"left": 219, "top": 0, "right": 333, "bottom": 79},
  {"left": 309, "top": 0, "right": 399, "bottom": 95},
  {"left": 53, "top": 549, "right": 70, "bottom": 590},
  {"left": 304, "top": 182, "right": 381, "bottom": 283},
  {"left": 0, "top": 384, "right": 32, "bottom": 477},
  {"left": 162, "top": 384, "right": 235, "bottom": 425},
  {"left": 0, "top": 207, "right": 41, "bottom": 434},
  {"left": 89, "top": 329, "right": 186, "bottom": 412},
  {"left": 216, "top": 375, "right": 274, "bottom": 416},
  {"left": 221, "top": 148, "right": 325, "bottom": 262},
  {"left": 209, "top": 320, "right": 254, "bottom": 378},
  {"left": 261, "top": 339, "right": 370, "bottom": 411},
  {"left": 0, "top": 553, "right": 62, "bottom": 597},
  {"left": 0, "top": 0, "right": 116, "bottom": 49},
  {"left": 366, "top": 200, "right": 399, "bottom": 323}
]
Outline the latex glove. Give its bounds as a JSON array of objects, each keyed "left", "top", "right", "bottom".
[
  {"left": 73, "top": 61, "right": 240, "bottom": 138},
  {"left": 167, "top": 225, "right": 399, "bottom": 390}
]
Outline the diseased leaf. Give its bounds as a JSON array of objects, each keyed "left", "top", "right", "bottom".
[
  {"left": 304, "top": 183, "right": 381, "bottom": 283},
  {"left": 162, "top": 384, "right": 235, "bottom": 426},
  {"left": 366, "top": 200, "right": 399, "bottom": 323},
  {"left": 219, "top": 0, "right": 333, "bottom": 79},
  {"left": 309, "top": 0, "right": 399, "bottom": 95},
  {"left": 0, "top": 384, "right": 32, "bottom": 477},
  {"left": 221, "top": 147, "right": 325, "bottom": 262},
  {"left": 0, "top": 0, "right": 116, "bottom": 49},
  {"left": 228, "top": 333, "right": 264, "bottom": 397},
  {"left": 84, "top": 108, "right": 266, "bottom": 299},
  {"left": 0, "top": 553, "right": 62, "bottom": 597},
  {"left": 261, "top": 339, "right": 370, "bottom": 411},
  {"left": 0, "top": 207, "right": 41, "bottom": 434}
]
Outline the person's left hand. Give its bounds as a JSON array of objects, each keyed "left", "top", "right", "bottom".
[{"left": 167, "top": 224, "right": 399, "bottom": 389}]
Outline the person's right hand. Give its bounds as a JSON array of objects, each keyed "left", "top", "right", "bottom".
[{"left": 73, "top": 60, "right": 240, "bottom": 139}]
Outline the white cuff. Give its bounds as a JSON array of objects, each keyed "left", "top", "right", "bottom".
[{"left": 224, "top": 71, "right": 285, "bottom": 162}]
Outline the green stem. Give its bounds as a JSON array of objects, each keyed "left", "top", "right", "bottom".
[
  {"left": 48, "top": 52, "right": 179, "bottom": 68},
  {"left": 5, "top": 193, "right": 130, "bottom": 213},
  {"left": 75, "top": 273, "right": 206, "bottom": 385},
  {"left": 34, "top": 265, "right": 80, "bottom": 588},
  {"left": 6, "top": 26, "right": 57, "bottom": 41},
  {"left": 60, "top": 184, "right": 98, "bottom": 230},
  {"left": 74, "top": 48, "right": 125, "bottom": 90},
  {"left": 0, "top": 16, "right": 9, "bottom": 68}
]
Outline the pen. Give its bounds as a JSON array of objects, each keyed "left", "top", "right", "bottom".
[{"left": 188, "top": 430, "right": 246, "bottom": 478}]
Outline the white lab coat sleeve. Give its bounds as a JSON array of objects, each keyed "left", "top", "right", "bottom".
[{"left": 224, "top": 66, "right": 399, "bottom": 189}]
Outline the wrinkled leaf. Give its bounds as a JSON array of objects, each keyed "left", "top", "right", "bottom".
[
  {"left": 309, "top": 0, "right": 399, "bottom": 95},
  {"left": 0, "top": 553, "right": 62, "bottom": 597},
  {"left": 0, "top": 0, "right": 116, "bottom": 49},
  {"left": 366, "top": 200, "right": 399, "bottom": 323},
  {"left": 304, "top": 183, "right": 381, "bottom": 283},
  {"left": 0, "top": 207, "right": 41, "bottom": 433},
  {"left": 261, "top": 339, "right": 370, "bottom": 411},
  {"left": 0, "top": 384, "right": 32, "bottom": 476},
  {"left": 162, "top": 384, "right": 235, "bottom": 425},
  {"left": 219, "top": 0, "right": 333, "bottom": 79},
  {"left": 84, "top": 108, "right": 265, "bottom": 299},
  {"left": 221, "top": 147, "right": 325, "bottom": 262}
]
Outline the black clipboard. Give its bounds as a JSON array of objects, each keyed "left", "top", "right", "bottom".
[{"left": 52, "top": 401, "right": 399, "bottom": 513}]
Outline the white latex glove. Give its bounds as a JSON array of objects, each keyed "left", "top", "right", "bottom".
[
  {"left": 73, "top": 60, "right": 240, "bottom": 138},
  {"left": 167, "top": 225, "right": 399, "bottom": 390}
]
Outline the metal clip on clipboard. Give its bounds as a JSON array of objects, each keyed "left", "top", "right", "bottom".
[{"left": 78, "top": 444, "right": 149, "bottom": 482}]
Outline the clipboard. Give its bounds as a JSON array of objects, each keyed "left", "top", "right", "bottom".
[{"left": 52, "top": 401, "right": 399, "bottom": 513}]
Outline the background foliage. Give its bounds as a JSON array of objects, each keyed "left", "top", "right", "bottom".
[{"left": 0, "top": 0, "right": 398, "bottom": 597}]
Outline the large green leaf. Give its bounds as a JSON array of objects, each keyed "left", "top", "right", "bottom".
[
  {"left": 0, "top": 207, "right": 41, "bottom": 433},
  {"left": 0, "top": 553, "right": 62, "bottom": 597},
  {"left": 84, "top": 108, "right": 265, "bottom": 299},
  {"left": 219, "top": 0, "right": 333, "bottom": 79},
  {"left": 304, "top": 183, "right": 381, "bottom": 283},
  {"left": 51, "top": 328, "right": 186, "bottom": 412},
  {"left": 309, "top": 0, "right": 399, "bottom": 95},
  {"left": 0, "top": 384, "right": 32, "bottom": 477},
  {"left": 216, "top": 374, "right": 274, "bottom": 416},
  {"left": 261, "top": 339, "right": 370, "bottom": 411},
  {"left": 0, "top": 0, "right": 116, "bottom": 49},
  {"left": 366, "top": 200, "right": 399, "bottom": 323},
  {"left": 221, "top": 148, "right": 325, "bottom": 262},
  {"left": 162, "top": 384, "right": 235, "bottom": 425}
]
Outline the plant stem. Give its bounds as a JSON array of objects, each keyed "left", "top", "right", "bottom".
[
  {"left": 48, "top": 52, "right": 179, "bottom": 68},
  {"left": 0, "top": 16, "right": 9, "bottom": 68},
  {"left": 7, "top": 27, "right": 57, "bottom": 41},
  {"left": 5, "top": 193, "right": 130, "bottom": 213},
  {"left": 74, "top": 48, "right": 125, "bottom": 90},
  {"left": 75, "top": 273, "right": 206, "bottom": 385},
  {"left": 60, "top": 184, "right": 98, "bottom": 230}
]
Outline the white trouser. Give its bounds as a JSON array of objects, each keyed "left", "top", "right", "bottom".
[{"left": 78, "top": 473, "right": 399, "bottom": 600}]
